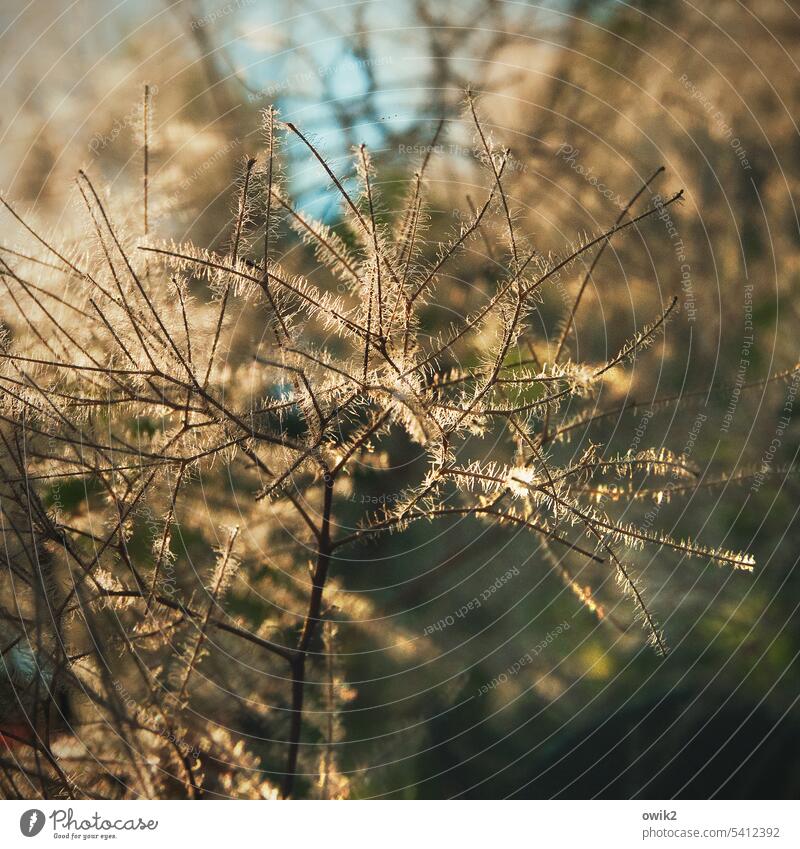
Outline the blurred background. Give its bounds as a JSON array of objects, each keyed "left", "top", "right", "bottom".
[{"left": 1, "top": 0, "right": 799, "bottom": 798}]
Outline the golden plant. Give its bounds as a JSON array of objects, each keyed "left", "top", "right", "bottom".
[{"left": 0, "top": 91, "right": 782, "bottom": 800}]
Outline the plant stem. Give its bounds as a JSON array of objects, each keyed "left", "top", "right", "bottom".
[{"left": 281, "top": 472, "right": 334, "bottom": 798}]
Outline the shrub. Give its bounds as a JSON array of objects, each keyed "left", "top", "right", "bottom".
[{"left": 0, "top": 92, "right": 774, "bottom": 799}]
